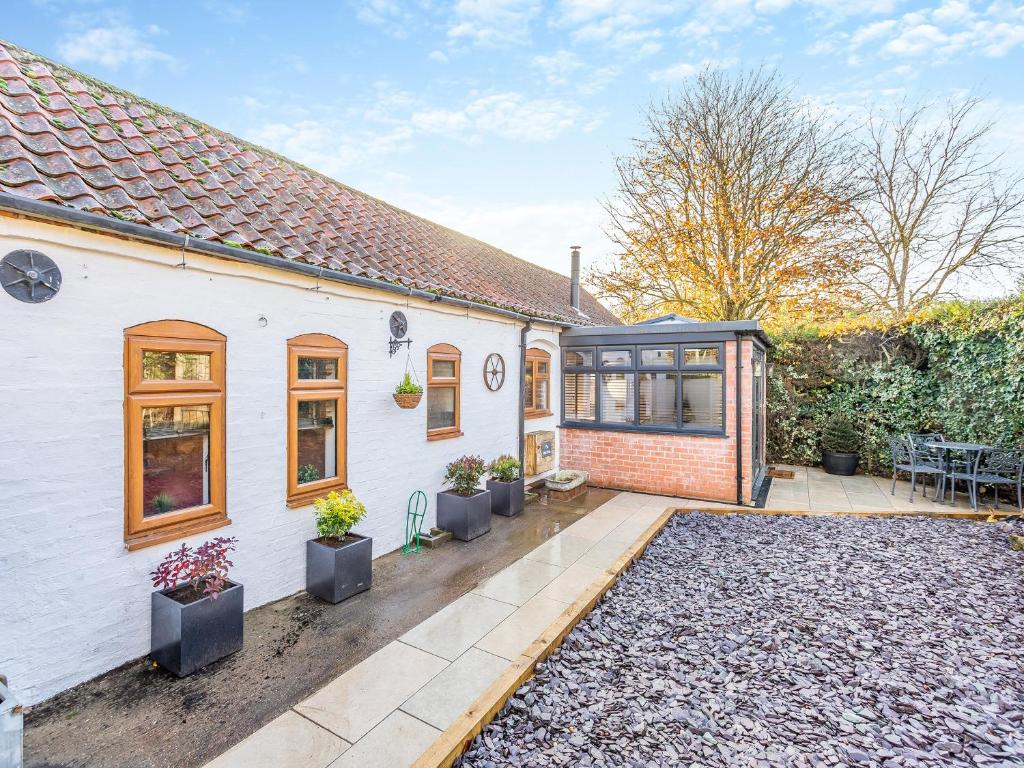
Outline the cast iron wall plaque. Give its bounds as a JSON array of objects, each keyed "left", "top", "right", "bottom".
[
  {"left": 484, "top": 353, "right": 505, "bottom": 391},
  {"left": 1, "top": 250, "right": 62, "bottom": 303},
  {"left": 388, "top": 310, "right": 412, "bottom": 357}
]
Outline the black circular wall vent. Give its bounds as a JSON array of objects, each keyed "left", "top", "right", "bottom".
[{"left": 1, "top": 250, "right": 62, "bottom": 303}]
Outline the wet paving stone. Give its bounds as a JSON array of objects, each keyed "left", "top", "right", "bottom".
[{"left": 458, "top": 513, "right": 1024, "bottom": 768}]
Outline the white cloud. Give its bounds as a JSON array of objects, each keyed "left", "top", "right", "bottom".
[
  {"left": 447, "top": 0, "right": 541, "bottom": 46},
  {"left": 245, "top": 119, "right": 415, "bottom": 179},
  {"left": 56, "top": 22, "right": 177, "bottom": 70},
  {"left": 532, "top": 50, "right": 583, "bottom": 85},
  {"left": 355, "top": 0, "right": 428, "bottom": 38},
  {"left": 648, "top": 57, "right": 738, "bottom": 82},
  {"left": 387, "top": 191, "right": 614, "bottom": 277},
  {"left": 411, "top": 92, "right": 584, "bottom": 142},
  {"left": 529, "top": 51, "right": 621, "bottom": 93},
  {"left": 242, "top": 84, "right": 589, "bottom": 184},
  {"left": 848, "top": 1, "right": 1024, "bottom": 61}
]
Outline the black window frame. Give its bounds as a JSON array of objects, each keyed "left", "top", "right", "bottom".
[{"left": 561, "top": 342, "right": 726, "bottom": 436}]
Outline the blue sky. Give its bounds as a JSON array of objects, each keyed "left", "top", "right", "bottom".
[{"left": 9, "top": 1, "right": 1024, "bottom": 279}]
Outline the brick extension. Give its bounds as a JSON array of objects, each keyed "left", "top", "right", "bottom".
[{"left": 559, "top": 339, "right": 756, "bottom": 504}]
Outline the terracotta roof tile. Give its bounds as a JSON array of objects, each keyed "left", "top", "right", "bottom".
[{"left": 0, "top": 41, "right": 617, "bottom": 325}]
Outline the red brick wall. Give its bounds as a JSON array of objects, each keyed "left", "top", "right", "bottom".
[{"left": 559, "top": 339, "right": 755, "bottom": 504}]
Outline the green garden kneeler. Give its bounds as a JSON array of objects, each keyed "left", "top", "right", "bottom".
[{"left": 403, "top": 490, "right": 428, "bottom": 554}]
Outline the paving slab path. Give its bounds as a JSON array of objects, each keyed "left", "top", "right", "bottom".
[
  {"left": 23, "top": 488, "right": 618, "bottom": 768},
  {"left": 203, "top": 491, "right": 692, "bottom": 768}
]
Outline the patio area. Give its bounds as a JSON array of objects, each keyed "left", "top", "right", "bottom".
[{"left": 765, "top": 465, "right": 982, "bottom": 513}]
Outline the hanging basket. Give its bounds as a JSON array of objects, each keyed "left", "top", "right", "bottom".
[{"left": 393, "top": 392, "right": 422, "bottom": 409}]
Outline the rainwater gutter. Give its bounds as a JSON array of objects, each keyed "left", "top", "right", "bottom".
[{"left": 0, "top": 193, "right": 577, "bottom": 329}]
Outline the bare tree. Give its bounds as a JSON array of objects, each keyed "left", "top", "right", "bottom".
[
  {"left": 592, "top": 67, "right": 858, "bottom": 323},
  {"left": 850, "top": 99, "right": 1024, "bottom": 318}
]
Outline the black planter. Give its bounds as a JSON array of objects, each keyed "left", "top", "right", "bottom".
[
  {"left": 151, "top": 581, "right": 243, "bottom": 677},
  {"left": 486, "top": 478, "right": 524, "bottom": 517},
  {"left": 437, "top": 489, "right": 492, "bottom": 541},
  {"left": 822, "top": 450, "right": 859, "bottom": 476},
  {"left": 306, "top": 534, "right": 372, "bottom": 604}
]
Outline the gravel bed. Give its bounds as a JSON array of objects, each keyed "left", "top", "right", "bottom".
[{"left": 459, "top": 513, "right": 1024, "bottom": 767}]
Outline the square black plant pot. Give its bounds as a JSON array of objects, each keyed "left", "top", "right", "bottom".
[
  {"left": 306, "top": 534, "right": 372, "bottom": 604},
  {"left": 437, "top": 489, "right": 492, "bottom": 541},
  {"left": 486, "top": 478, "right": 525, "bottom": 517},
  {"left": 151, "top": 581, "right": 243, "bottom": 677}
]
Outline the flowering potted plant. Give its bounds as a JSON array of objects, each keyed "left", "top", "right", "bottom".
[
  {"left": 437, "top": 455, "right": 491, "bottom": 541},
  {"left": 487, "top": 454, "right": 524, "bottom": 517},
  {"left": 307, "top": 490, "right": 372, "bottom": 604},
  {"left": 393, "top": 373, "right": 423, "bottom": 409},
  {"left": 150, "top": 536, "right": 242, "bottom": 677}
]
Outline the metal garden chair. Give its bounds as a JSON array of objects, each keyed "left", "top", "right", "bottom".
[
  {"left": 888, "top": 436, "right": 945, "bottom": 502},
  {"left": 949, "top": 448, "right": 1024, "bottom": 512}
]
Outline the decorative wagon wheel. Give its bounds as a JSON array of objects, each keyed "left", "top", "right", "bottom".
[{"left": 484, "top": 353, "right": 506, "bottom": 391}]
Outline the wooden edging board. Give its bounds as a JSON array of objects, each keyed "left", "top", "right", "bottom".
[
  {"left": 412, "top": 503, "right": 1013, "bottom": 767},
  {"left": 411, "top": 506, "right": 678, "bottom": 768}
]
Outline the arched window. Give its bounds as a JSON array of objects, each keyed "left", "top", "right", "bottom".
[
  {"left": 287, "top": 334, "right": 348, "bottom": 507},
  {"left": 123, "top": 320, "right": 227, "bottom": 550},
  {"left": 427, "top": 343, "right": 462, "bottom": 440},
  {"left": 525, "top": 347, "right": 552, "bottom": 419}
]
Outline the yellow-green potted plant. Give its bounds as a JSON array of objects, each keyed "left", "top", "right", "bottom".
[
  {"left": 306, "top": 490, "right": 371, "bottom": 604},
  {"left": 487, "top": 454, "right": 524, "bottom": 517}
]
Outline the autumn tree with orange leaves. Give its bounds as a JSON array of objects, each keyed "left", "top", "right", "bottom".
[{"left": 593, "top": 68, "right": 858, "bottom": 324}]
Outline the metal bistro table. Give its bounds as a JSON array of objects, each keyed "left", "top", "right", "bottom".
[{"left": 924, "top": 440, "right": 991, "bottom": 505}]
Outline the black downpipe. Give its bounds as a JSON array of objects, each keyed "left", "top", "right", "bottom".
[
  {"left": 735, "top": 331, "right": 744, "bottom": 506},
  {"left": 518, "top": 321, "right": 532, "bottom": 473}
]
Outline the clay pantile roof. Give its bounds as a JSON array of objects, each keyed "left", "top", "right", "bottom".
[{"left": 0, "top": 41, "right": 618, "bottom": 325}]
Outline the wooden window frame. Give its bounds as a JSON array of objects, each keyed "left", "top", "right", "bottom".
[
  {"left": 524, "top": 347, "right": 552, "bottom": 419},
  {"left": 124, "top": 320, "right": 228, "bottom": 551},
  {"left": 426, "top": 343, "right": 462, "bottom": 441},
  {"left": 287, "top": 334, "right": 348, "bottom": 508}
]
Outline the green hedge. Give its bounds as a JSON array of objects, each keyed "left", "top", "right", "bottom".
[{"left": 767, "top": 297, "right": 1024, "bottom": 474}]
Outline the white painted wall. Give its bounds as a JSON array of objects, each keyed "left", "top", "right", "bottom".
[{"left": 0, "top": 216, "right": 565, "bottom": 704}]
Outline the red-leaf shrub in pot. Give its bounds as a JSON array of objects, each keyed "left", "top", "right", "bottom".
[
  {"left": 436, "top": 455, "right": 491, "bottom": 541},
  {"left": 149, "top": 536, "right": 243, "bottom": 677}
]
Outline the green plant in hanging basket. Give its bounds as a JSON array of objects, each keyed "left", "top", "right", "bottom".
[
  {"left": 394, "top": 371, "right": 423, "bottom": 408},
  {"left": 395, "top": 372, "right": 423, "bottom": 395}
]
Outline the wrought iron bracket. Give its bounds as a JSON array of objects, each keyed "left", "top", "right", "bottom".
[{"left": 389, "top": 337, "right": 413, "bottom": 357}]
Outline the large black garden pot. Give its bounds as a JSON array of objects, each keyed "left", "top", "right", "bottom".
[
  {"left": 486, "top": 478, "right": 525, "bottom": 517},
  {"left": 822, "top": 450, "right": 859, "bottom": 476},
  {"left": 151, "top": 580, "right": 243, "bottom": 677},
  {"left": 437, "top": 489, "right": 492, "bottom": 541},
  {"left": 306, "top": 534, "right": 372, "bottom": 604}
]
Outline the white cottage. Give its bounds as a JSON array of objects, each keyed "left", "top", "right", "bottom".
[{"left": 0, "top": 42, "right": 618, "bottom": 705}]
